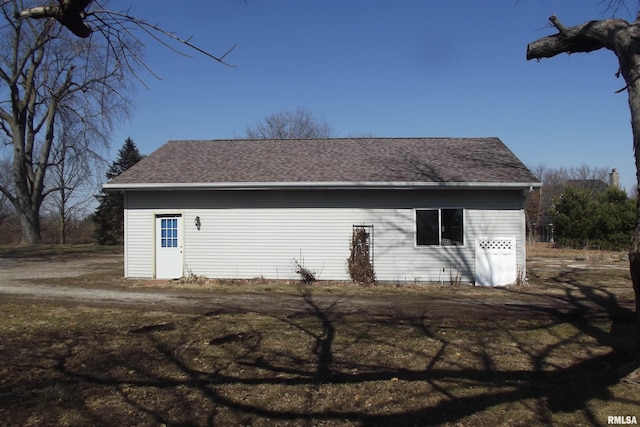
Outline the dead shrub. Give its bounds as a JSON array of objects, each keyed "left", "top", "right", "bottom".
[
  {"left": 292, "top": 258, "right": 316, "bottom": 284},
  {"left": 178, "top": 269, "right": 210, "bottom": 285},
  {"left": 348, "top": 227, "right": 376, "bottom": 285},
  {"left": 448, "top": 266, "right": 462, "bottom": 286}
]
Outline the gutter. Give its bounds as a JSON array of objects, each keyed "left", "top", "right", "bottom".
[{"left": 103, "top": 181, "right": 543, "bottom": 192}]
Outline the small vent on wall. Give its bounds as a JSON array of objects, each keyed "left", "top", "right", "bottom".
[{"left": 478, "top": 239, "right": 513, "bottom": 251}]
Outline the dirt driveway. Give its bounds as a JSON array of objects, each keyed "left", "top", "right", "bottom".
[{"left": 0, "top": 249, "right": 635, "bottom": 321}]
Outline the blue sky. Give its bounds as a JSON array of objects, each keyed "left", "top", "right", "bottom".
[{"left": 110, "top": 1, "right": 637, "bottom": 191}]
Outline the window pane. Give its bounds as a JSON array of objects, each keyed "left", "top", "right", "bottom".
[
  {"left": 441, "top": 209, "right": 463, "bottom": 246},
  {"left": 159, "top": 216, "right": 180, "bottom": 249},
  {"left": 416, "top": 210, "right": 438, "bottom": 245}
]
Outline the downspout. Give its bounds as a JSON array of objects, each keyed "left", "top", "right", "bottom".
[{"left": 123, "top": 191, "right": 128, "bottom": 278}]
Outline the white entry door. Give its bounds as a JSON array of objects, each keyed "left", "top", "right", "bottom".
[{"left": 155, "top": 215, "right": 183, "bottom": 279}]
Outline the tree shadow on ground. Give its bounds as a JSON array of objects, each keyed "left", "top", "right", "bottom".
[{"left": 0, "top": 281, "right": 638, "bottom": 426}]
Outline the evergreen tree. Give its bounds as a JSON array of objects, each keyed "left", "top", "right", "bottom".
[
  {"left": 552, "top": 186, "right": 635, "bottom": 250},
  {"left": 93, "top": 138, "right": 144, "bottom": 245},
  {"left": 552, "top": 187, "right": 596, "bottom": 248},
  {"left": 594, "top": 187, "right": 636, "bottom": 249}
]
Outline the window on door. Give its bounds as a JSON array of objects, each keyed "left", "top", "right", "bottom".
[
  {"left": 160, "top": 217, "right": 179, "bottom": 248},
  {"left": 416, "top": 208, "right": 463, "bottom": 246}
]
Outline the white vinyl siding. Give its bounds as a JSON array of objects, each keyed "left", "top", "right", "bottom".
[
  {"left": 124, "top": 219, "right": 153, "bottom": 277},
  {"left": 185, "top": 208, "right": 358, "bottom": 280},
  {"left": 123, "top": 202, "right": 153, "bottom": 278},
  {"left": 123, "top": 189, "right": 527, "bottom": 283}
]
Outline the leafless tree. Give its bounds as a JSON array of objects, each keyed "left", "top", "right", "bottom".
[
  {"left": 246, "top": 108, "right": 335, "bottom": 139},
  {"left": 43, "top": 113, "right": 103, "bottom": 244},
  {"left": 0, "top": 156, "right": 12, "bottom": 227},
  {"left": 527, "top": 8, "right": 640, "bottom": 360},
  {"left": 0, "top": 0, "right": 132, "bottom": 243},
  {"left": 1, "top": 0, "right": 233, "bottom": 244},
  {"left": 541, "top": 165, "right": 611, "bottom": 193}
]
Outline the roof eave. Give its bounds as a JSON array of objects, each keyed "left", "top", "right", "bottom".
[{"left": 103, "top": 181, "right": 543, "bottom": 192}]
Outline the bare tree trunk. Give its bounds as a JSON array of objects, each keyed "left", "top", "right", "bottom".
[
  {"left": 528, "top": 15, "right": 640, "bottom": 360},
  {"left": 16, "top": 199, "right": 42, "bottom": 245},
  {"left": 12, "top": 131, "right": 43, "bottom": 244},
  {"left": 59, "top": 215, "right": 66, "bottom": 245},
  {"left": 624, "top": 69, "right": 640, "bottom": 358},
  {"left": 630, "top": 216, "right": 640, "bottom": 357},
  {"left": 58, "top": 185, "right": 68, "bottom": 245}
]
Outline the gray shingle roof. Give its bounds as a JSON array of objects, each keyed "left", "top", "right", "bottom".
[{"left": 105, "top": 137, "right": 540, "bottom": 189}]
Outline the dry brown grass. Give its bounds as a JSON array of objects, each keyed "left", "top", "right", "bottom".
[
  {"left": 0, "top": 243, "right": 122, "bottom": 259},
  {"left": 0, "top": 244, "right": 638, "bottom": 426},
  {"left": 0, "top": 302, "right": 637, "bottom": 426},
  {"left": 527, "top": 241, "right": 628, "bottom": 264}
]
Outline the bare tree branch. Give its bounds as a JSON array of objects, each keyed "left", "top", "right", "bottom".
[
  {"left": 18, "top": 0, "right": 93, "bottom": 38},
  {"left": 526, "top": 15, "right": 629, "bottom": 60},
  {"left": 16, "top": 1, "right": 236, "bottom": 69},
  {"left": 89, "top": 9, "right": 237, "bottom": 65},
  {"left": 246, "top": 108, "right": 335, "bottom": 140}
]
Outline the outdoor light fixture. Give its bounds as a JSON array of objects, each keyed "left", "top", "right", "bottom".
[{"left": 194, "top": 216, "right": 201, "bottom": 231}]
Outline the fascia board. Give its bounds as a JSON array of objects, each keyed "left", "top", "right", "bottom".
[{"left": 103, "top": 181, "right": 543, "bottom": 191}]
